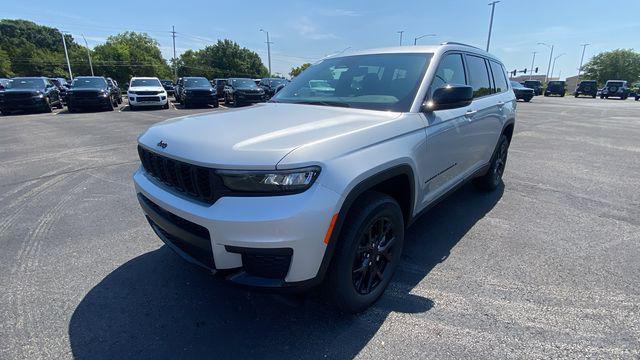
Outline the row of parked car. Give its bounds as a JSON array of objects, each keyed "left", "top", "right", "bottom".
[
  {"left": 0, "top": 75, "right": 291, "bottom": 115},
  {"left": 512, "top": 79, "right": 640, "bottom": 101}
]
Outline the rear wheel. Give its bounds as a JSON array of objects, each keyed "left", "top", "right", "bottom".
[
  {"left": 42, "top": 98, "right": 53, "bottom": 113},
  {"left": 473, "top": 134, "right": 509, "bottom": 191},
  {"left": 325, "top": 192, "right": 404, "bottom": 313}
]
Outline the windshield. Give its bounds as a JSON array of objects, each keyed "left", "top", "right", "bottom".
[
  {"left": 606, "top": 81, "right": 623, "bottom": 87},
  {"left": 548, "top": 81, "right": 564, "bottom": 86},
  {"left": 73, "top": 78, "right": 107, "bottom": 88},
  {"left": 131, "top": 78, "right": 161, "bottom": 87},
  {"left": 6, "top": 78, "right": 46, "bottom": 90},
  {"left": 272, "top": 53, "right": 431, "bottom": 111},
  {"left": 524, "top": 81, "right": 540, "bottom": 87},
  {"left": 231, "top": 79, "right": 258, "bottom": 88},
  {"left": 511, "top": 81, "right": 524, "bottom": 88},
  {"left": 269, "top": 79, "right": 287, "bottom": 87},
  {"left": 160, "top": 80, "right": 173, "bottom": 86},
  {"left": 184, "top": 78, "right": 210, "bottom": 87}
]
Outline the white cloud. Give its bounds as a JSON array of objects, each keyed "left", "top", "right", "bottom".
[
  {"left": 292, "top": 16, "right": 337, "bottom": 40},
  {"left": 316, "top": 8, "right": 361, "bottom": 17}
]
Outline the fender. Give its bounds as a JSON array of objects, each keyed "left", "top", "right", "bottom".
[{"left": 290, "top": 164, "right": 416, "bottom": 288}]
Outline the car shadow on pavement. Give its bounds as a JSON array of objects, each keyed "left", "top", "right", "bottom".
[{"left": 68, "top": 182, "right": 503, "bottom": 359}]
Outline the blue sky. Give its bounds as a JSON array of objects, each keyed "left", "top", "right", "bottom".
[{"left": 4, "top": 0, "right": 639, "bottom": 78}]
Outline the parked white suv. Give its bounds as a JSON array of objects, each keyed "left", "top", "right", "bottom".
[
  {"left": 128, "top": 77, "right": 169, "bottom": 110},
  {"left": 133, "top": 43, "right": 516, "bottom": 312}
]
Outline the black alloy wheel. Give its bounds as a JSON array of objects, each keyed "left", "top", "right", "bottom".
[{"left": 352, "top": 217, "right": 397, "bottom": 295}]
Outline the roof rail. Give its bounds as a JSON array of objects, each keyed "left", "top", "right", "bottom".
[{"left": 440, "top": 42, "right": 484, "bottom": 51}]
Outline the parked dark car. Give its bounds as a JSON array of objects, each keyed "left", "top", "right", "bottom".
[
  {"left": 223, "top": 78, "right": 266, "bottom": 107},
  {"left": 66, "top": 76, "right": 119, "bottom": 112},
  {"left": 0, "top": 77, "right": 63, "bottom": 115},
  {"left": 600, "top": 80, "right": 629, "bottom": 99},
  {"left": 106, "top": 77, "right": 122, "bottom": 104},
  {"left": 48, "top": 78, "right": 70, "bottom": 103},
  {"left": 574, "top": 80, "right": 598, "bottom": 98},
  {"left": 523, "top": 80, "right": 543, "bottom": 95},
  {"left": 258, "top": 78, "right": 288, "bottom": 99},
  {"left": 178, "top": 77, "right": 218, "bottom": 108},
  {"left": 544, "top": 80, "right": 566, "bottom": 97},
  {"left": 510, "top": 81, "right": 534, "bottom": 102},
  {"left": 212, "top": 78, "right": 227, "bottom": 99},
  {"left": 160, "top": 79, "right": 175, "bottom": 96}
]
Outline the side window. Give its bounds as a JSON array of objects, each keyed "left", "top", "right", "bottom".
[
  {"left": 429, "top": 53, "right": 466, "bottom": 97},
  {"left": 489, "top": 60, "right": 508, "bottom": 93},
  {"left": 465, "top": 55, "right": 492, "bottom": 98}
]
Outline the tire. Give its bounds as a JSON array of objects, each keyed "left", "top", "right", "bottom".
[
  {"left": 574, "top": 94, "right": 579, "bottom": 98},
  {"left": 129, "top": 104, "right": 135, "bottom": 111},
  {"left": 600, "top": 95, "right": 604, "bottom": 99},
  {"left": 232, "top": 95, "right": 240, "bottom": 107},
  {"left": 184, "top": 99, "right": 190, "bottom": 109},
  {"left": 42, "top": 98, "right": 53, "bottom": 113},
  {"left": 592, "top": 95, "right": 596, "bottom": 98},
  {"left": 524, "top": 98, "right": 531, "bottom": 102},
  {"left": 560, "top": 93, "right": 565, "bottom": 97},
  {"left": 67, "top": 104, "right": 75, "bottom": 113},
  {"left": 635, "top": 96, "right": 639, "bottom": 101},
  {"left": 224, "top": 94, "right": 230, "bottom": 106},
  {"left": 105, "top": 99, "right": 114, "bottom": 111},
  {"left": 324, "top": 192, "right": 404, "bottom": 313},
  {"left": 117, "top": 96, "right": 122, "bottom": 104},
  {"left": 473, "top": 134, "right": 509, "bottom": 191},
  {"left": 213, "top": 101, "right": 219, "bottom": 108},
  {"left": 163, "top": 102, "right": 170, "bottom": 109},
  {"left": 0, "top": 110, "right": 8, "bottom": 116}
]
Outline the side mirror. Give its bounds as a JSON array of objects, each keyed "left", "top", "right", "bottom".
[{"left": 422, "top": 85, "right": 473, "bottom": 111}]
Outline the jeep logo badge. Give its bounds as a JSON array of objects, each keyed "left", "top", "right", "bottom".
[{"left": 156, "top": 140, "right": 168, "bottom": 149}]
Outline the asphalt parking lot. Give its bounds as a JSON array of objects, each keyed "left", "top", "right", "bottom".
[{"left": 0, "top": 96, "right": 639, "bottom": 359}]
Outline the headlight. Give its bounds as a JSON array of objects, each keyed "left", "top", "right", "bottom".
[
  {"left": 217, "top": 166, "right": 320, "bottom": 194},
  {"left": 100, "top": 91, "right": 109, "bottom": 97}
]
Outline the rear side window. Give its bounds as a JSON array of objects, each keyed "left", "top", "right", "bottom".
[
  {"left": 429, "top": 53, "right": 466, "bottom": 97},
  {"left": 489, "top": 61, "right": 508, "bottom": 93},
  {"left": 466, "top": 55, "right": 492, "bottom": 98}
]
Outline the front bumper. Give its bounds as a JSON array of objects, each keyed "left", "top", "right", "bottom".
[
  {"left": 235, "top": 92, "right": 265, "bottom": 103},
  {"left": 184, "top": 93, "right": 218, "bottom": 105},
  {"left": 133, "top": 167, "right": 340, "bottom": 287},
  {"left": 129, "top": 95, "right": 168, "bottom": 106},
  {"left": 68, "top": 96, "right": 110, "bottom": 107},
  {"left": 0, "top": 98, "right": 46, "bottom": 111}
]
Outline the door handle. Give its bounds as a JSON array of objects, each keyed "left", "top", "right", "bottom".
[{"left": 464, "top": 109, "right": 477, "bottom": 119}]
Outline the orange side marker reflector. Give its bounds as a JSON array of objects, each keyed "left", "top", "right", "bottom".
[{"left": 323, "top": 213, "right": 339, "bottom": 245}]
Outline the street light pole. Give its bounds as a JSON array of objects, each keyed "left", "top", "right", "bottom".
[
  {"left": 397, "top": 30, "right": 404, "bottom": 46},
  {"left": 529, "top": 51, "right": 537, "bottom": 80},
  {"left": 81, "top": 34, "right": 94, "bottom": 76},
  {"left": 260, "top": 29, "right": 272, "bottom": 76},
  {"left": 538, "top": 42, "right": 554, "bottom": 83},
  {"left": 486, "top": 1, "right": 500, "bottom": 52},
  {"left": 61, "top": 31, "right": 73, "bottom": 80},
  {"left": 414, "top": 34, "right": 436, "bottom": 45},
  {"left": 550, "top": 53, "right": 565, "bottom": 79},
  {"left": 577, "top": 43, "right": 590, "bottom": 81}
]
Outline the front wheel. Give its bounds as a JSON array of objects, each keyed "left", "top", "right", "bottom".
[
  {"left": 325, "top": 192, "right": 404, "bottom": 313},
  {"left": 473, "top": 134, "right": 509, "bottom": 191},
  {"left": 163, "top": 102, "right": 170, "bottom": 109},
  {"left": 42, "top": 98, "right": 53, "bottom": 113}
]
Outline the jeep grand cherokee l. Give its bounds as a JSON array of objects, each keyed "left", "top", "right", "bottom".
[
  {"left": 223, "top": 78, "right": 266, "bottom": 106},
  {"left": 128, "top": 77, "right": 169, "bottom": 110},
  {"left": 0, "top": 77, "right": 63, "bottom": 115},
  {"left": 177, "top": 77, "right": 218, "bottom": 108},
  {"left": 134, "top": 43, "right": 516, "bottom": 312}
]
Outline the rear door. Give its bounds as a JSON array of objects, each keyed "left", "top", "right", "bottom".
[{"left": 461, "top": 54, "right": 504, "bottom": 170}]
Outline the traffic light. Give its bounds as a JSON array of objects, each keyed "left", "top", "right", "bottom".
[
  {"left": 511, "top": 69, "right": 517, "bottom": 77},
  {"left": 523, "top": 68, "right": 527, "bottom": 74},
  {"left": 535, "top": 67, "right": 539, "bottom": 73}
]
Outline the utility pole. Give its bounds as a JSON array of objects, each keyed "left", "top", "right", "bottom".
[
  {"left": 414, "top": 34, "right": 436, "bottom": 45},
  {"left": 550, "top": 53, "right": 565, "bottom": 80},
  {"left": 529, "top": 51, "right": 537, "bottom": 80},
  {"left": 397, "top": 30, "right": 404, "bottom": 46},
  {"left": 81, "top": 34, "right": 94, "bottom": 76},
  {"left": 260, "top": 29, "right": 272, "bottom": 76},
  {"left": 61, "top": 32, "right": 73, "bottom": 80},
  {"left": 577, "top": 43, "right": 590, "bottom": 81},
  {"left": 538, "top": 42, "right": 554, "bottom": 83},
  {"left": 486, "top": 1, "right": 500, "bottom": 52},
  {"left": 171, "top": 26, "right": 177, "bottom": 79}
]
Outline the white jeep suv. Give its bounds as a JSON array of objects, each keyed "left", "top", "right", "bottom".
[
  {"left": 133, "top": 43, "right": 516, "bottom": 312},
  {"left": 128, "top": 77, "right": 169, "bottom": 110}
]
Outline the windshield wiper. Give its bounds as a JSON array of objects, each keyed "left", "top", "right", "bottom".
[{"left": 296, "top": 100, "right": 351, "bottom": 108}]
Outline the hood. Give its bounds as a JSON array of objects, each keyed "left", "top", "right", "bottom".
[
  {"left": 236, "top": 86, "right": 262, "bottom": 91},
  {"left": 138, "top": 103, "right": 401, "bottom": 169},
  {"left": 69, "top": 87, "right": 106, "bottom": 92},
  {"left": 129, "top": 86, "right": 164, "bottom": 92},
  {"left": 1, "top": 88, "right": 42, "bottom": 93}
]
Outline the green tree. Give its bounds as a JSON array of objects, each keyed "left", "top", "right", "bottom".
[
  {"left": 289, "top": 63, "right": 311, "bottom": 78},
  {"left": 0, "top": 48, "right": 13, "bottom": 77},
  {"left": 177, "top": 39, "right": 268, "bottom": 78},
  {"left": 581, "top": 49, "right": 640, "bottom": 85},
  {"left": 92, "top": 31, "right": 172, "bottom": 86}
]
